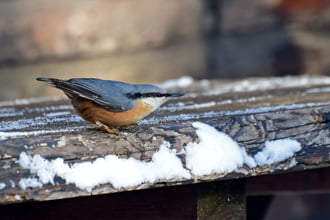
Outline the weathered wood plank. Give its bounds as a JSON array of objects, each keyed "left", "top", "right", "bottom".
[{"left": 0, "top": 76, "right": 330, "bottom": 203}]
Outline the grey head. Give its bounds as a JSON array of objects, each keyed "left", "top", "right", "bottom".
[{"left": 37, "top": 77, "right": 184, "bottom": 112}]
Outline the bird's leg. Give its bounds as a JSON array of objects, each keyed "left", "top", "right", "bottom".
[{"left": 94, "top": 121, "right": 120, "bottom": 135}]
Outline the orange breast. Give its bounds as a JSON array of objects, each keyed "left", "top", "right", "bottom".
[{"left": 71, "top": 98, "right": 155, "bottom": 127}]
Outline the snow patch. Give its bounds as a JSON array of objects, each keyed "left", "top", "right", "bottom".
[
  {"left": 159, "top": 76, "right": 194, "bottom": 89},
  {"left": 14, "top": 195, "right": 22, "bottom": 201},
  {"left": 185, "top": 122, "right": 244, "bottom": 175},
  {"left": 240, "top": 147, "right": 257, "bottom": 168},
  {"left": 204, "top": 76, "right": 330, "bottom": 96},
  {"left": 9, "top": 180, "right": 15, "bottom": 188},
  {"left": 0, "top": 113, "right": 82, "bottom": 132},
  {"left": 185, "top": 123, "right": 301, "bottom": 173},
  {"left": 254, "top": 139, "right": 301, "bottom": 166},
  {"left": 19, "top": 178, "right": 43, "bottom": 190},
  {"left": 18, "top": 142, "right": 190, "bottom": 192},
  {"left": 0, "top": 182, "right": 6, "bottom": 190},
  {"left": 0, "top": 126, "right": 85, "bottom": 140},
  {"left": 0, "top": 96, "right": 64, "bottom": 107}
]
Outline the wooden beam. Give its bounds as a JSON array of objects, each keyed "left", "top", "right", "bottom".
[
  {"left": 0, "top": 185, "right": 197, "bottom": 219},
  {"left": 1, "top": 77, "right": 330, "bottom": 203},
  {"left": 246, "top": 167, "right": 330, "bottom": 195}
]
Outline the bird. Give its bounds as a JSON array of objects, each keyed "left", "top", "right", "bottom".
[{"left": 37, "top": 77, "right": 184, "bottom": 134}]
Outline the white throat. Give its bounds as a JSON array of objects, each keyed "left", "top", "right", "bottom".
[{"left": 141, "top": 97, "right": 167, "bottom": 110}]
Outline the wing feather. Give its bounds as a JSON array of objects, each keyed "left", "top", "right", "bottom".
[{"left": 37, "top": 78, "right": 134, "bottom": 111}]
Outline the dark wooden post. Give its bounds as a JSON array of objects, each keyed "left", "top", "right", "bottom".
[{"left": 197, "top": 180, "right": 246, "bottom": 219}]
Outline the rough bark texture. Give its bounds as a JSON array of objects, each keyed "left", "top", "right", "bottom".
[{"left": 0, "top": 77, "right": 330, "bottom": 203}]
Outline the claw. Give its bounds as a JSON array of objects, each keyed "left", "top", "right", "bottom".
[{"left": 94, "top": 121, "right": 120, "bottom": 135}]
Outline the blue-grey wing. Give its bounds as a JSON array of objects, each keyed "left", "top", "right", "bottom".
[
  {"left": 68, "top": 78, "right": 137, "bottom": 111},
  {"left": 38, "top": 78, "right": 136, "bottom": 111}
]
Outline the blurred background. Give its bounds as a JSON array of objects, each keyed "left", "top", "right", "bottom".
[{"left": 0, "top": 0, "right": 330, "bottom": 100}]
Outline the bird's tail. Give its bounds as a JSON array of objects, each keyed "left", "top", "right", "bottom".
[
  {"left": 36, "top": 77, "right": 65, "bottom": 85},
  {"left": 36, "top": 77, "right": 77, "bottom": 98}
]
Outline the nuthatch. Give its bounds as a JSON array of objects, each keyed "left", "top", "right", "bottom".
[{"left": 37, "top": 77, "right": 184, "bottom": 133}]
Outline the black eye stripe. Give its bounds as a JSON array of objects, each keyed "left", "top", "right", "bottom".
[
  {"left": 126, "top": 92, "right": 182, "bottom": 99},
  {"left": 126, "top": 93, "right": 163, "bottom": 99}
]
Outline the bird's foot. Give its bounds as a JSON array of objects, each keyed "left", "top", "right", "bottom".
[{"left": 94, "top": 121, "right": 120, "bottom": 135}]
